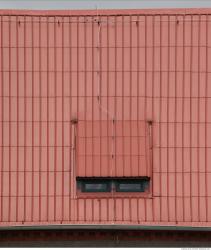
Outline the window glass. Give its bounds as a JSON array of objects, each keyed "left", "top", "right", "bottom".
[
  {"left": 83, "top": 183, "right": 110, "bottom": 192},
  {"left": 117, "top": 183, "right": 143, "bottom": 192},
  {"left": 76, "top": 177, "right": 150, "bottom": 193}
]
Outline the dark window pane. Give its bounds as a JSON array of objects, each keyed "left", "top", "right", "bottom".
[
  {"left": 115, "top": 179, "right": 149, "bottom": 192},
  {"left": 78, "top": 180, "right": 111, "bottom": 192},
  {"left": 118, "top": 183, "right": 143, "bottom": 191},
  {"left": 76, "top": 177, "right": 150, "bottom": 193},
  {"left": 85, "top": 184, "right": 105, "bottom": 189},
  {"left": 84, "top": 183, "right": 108, "bottom": 191}
]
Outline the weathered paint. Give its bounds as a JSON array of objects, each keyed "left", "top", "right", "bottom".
[{"left": 0, "top": 8, "right": 211, "bottom": 227}]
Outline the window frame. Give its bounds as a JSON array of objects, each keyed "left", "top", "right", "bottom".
[
  {"left": 77, "top": 178, "right": 111, "bottom": 193},
  {"left": 76, "top": 177, "right": 150, "bottom": 195},
  {"left": 115, "top": 180, "right": 144, "bottom": 193}
]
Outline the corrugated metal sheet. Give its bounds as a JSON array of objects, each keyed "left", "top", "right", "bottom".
[
  {"left": 1, "top": 8, "right": 211, "bottom": 226},
  {"left": 77, "top": 121, "right": 151, "bottom": 177}
]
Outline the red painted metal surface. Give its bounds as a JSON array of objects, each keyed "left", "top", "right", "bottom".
[
  {"left": 1, "top": 8, "right": 211, "bottom": 227},
  {"left": 77, "top": 121, "right": 151, "bottom": 177}
]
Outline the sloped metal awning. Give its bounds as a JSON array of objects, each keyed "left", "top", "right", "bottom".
[{"left": 76, "top": 120, "right": 151, "bottom": 177}]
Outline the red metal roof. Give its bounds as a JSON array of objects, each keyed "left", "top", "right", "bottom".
[
  {"left": 0, "top": 8, "right": 211, "bottom": 228},
  {"left": 77, "top": 121, "right": 151, "bottom": 177}
]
